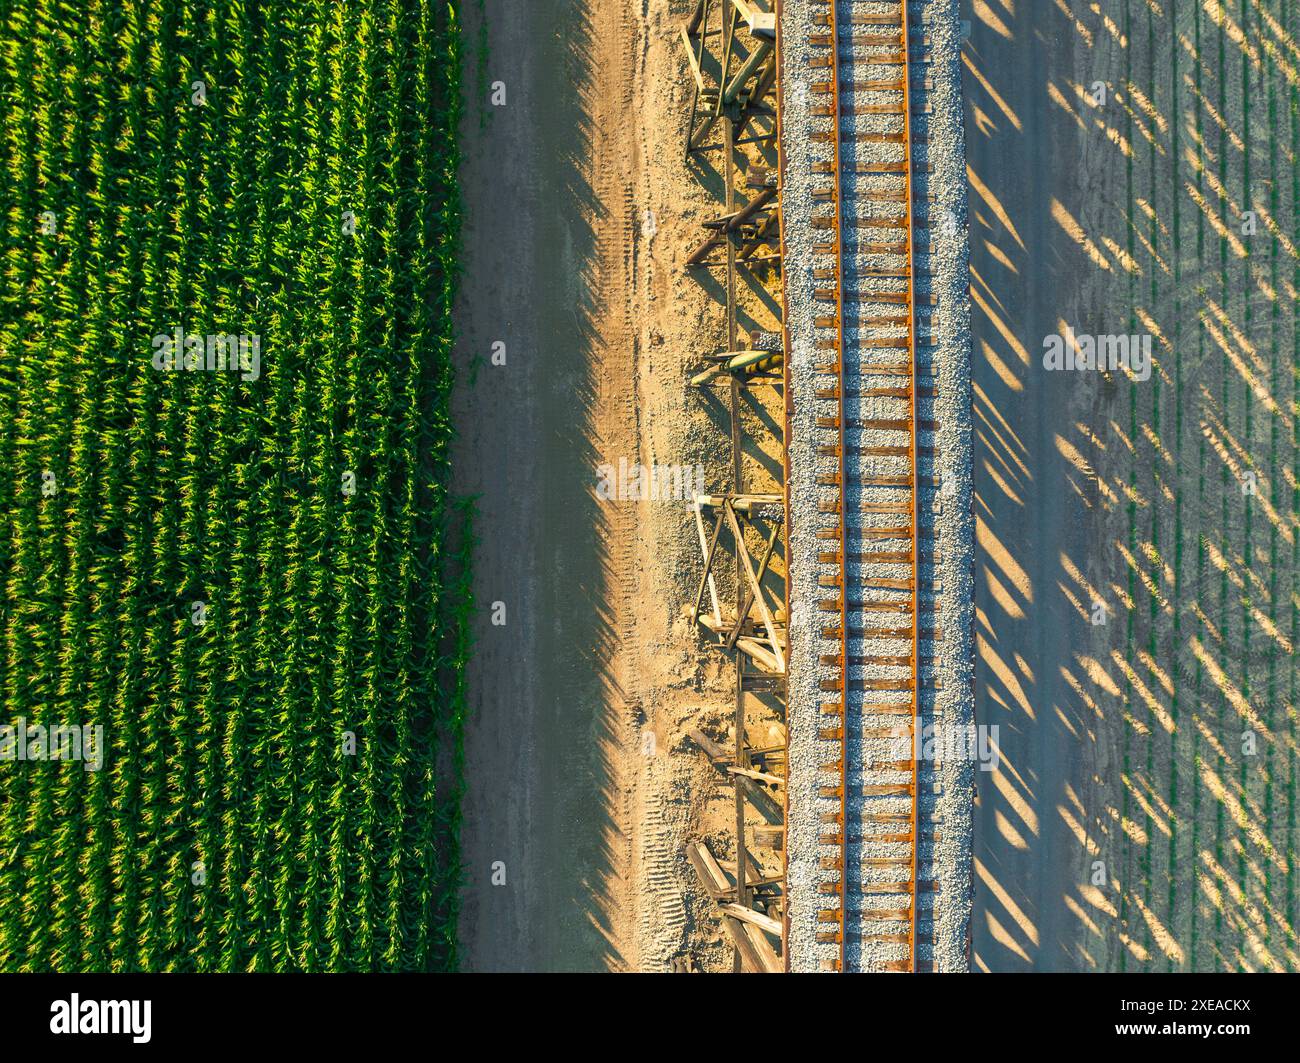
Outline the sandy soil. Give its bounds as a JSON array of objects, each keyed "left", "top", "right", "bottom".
[
  {"left": 966, "top": 0, "right": 1299, "bottom": 971},
  {"left": 453, "top": 0, "right": 769, "bottom": 972}
]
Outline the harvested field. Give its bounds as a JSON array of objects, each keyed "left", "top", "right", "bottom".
[{"left": 967, "top": 0, "right": 1300, "bottom": 971}]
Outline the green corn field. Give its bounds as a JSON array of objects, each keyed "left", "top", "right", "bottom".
[{"left": 0, "top": 0, "right": 470, "bottom": 971}]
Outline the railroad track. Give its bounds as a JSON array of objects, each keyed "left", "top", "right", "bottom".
[{"left": 801, "top": 0, "right": 937, "bottom": 973}]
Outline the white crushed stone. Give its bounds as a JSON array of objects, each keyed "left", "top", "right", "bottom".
[{"left": 778, "top": 0, "right": 974, "bottom": 972}]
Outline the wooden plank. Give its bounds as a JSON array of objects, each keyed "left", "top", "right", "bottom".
[
  {"left": 692, "top": 499, "right": 723, "bottom": 624},
  {"left": 735, "top": 775, "right": 785, "bottom": 822},
  {"left": 721, "top": 902, "right": 783, "bottom": 937},
  {"left": 692, "top": 506, "right": 726, "bottom": 624},
  {"left": 721, "top": 916, "right": 766, "bottom": 973},
  {"left": 741, "top": 922, "right": 783, "bottom": 973},
  {"left": 730, "top": 0, "right": 776, "bottom": 38},
  {"left": 686, "top": 839, "right": 733, "bottom": 900},
  {"left": 726, "top": 517, "right": 781, "bottom": 653},
  {"left": 727, "top": 765, "right": 784, "bottom": 787},
  {"left": 724, "top": 500, "right": 785, "bottom": 672},
  {"left": 679, "top": 25, "right": 706, "bottom": 91},
  {"left": 735, "top": 636, "right": 783, "bottom": 674},
  {"left": 688, "top": 727, "right": 729, "bottom": 764},
  {"left": 685, "top": 0, "right": 707, "bottom": 36}
]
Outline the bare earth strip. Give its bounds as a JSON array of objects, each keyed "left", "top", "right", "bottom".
[
  {"left": 454, "top": 0, "right": 769, "bottom": 972},
  {"left": 451, "top": 0, "right": 646, "bottom": 972}
]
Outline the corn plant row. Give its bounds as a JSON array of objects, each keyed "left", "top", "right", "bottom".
[{"left": 0, "top": 0, "right": 469, "bottom": 972}]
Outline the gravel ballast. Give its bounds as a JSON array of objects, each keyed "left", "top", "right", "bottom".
[{"left": 778, "top": 0, "right": 974, "bottom": 972}]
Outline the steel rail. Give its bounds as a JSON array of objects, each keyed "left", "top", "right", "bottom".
[
  {"left": 899, "top": 0, "right": 920, "bottom": 975},
  {"left": 819, "top": 0, "right": 922, "bottom": 973},
  {"left": 826, "top": 0, "right": 852, "bottom": 979}
]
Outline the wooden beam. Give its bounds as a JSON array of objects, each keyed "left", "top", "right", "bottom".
[
  {"left": 686, "top": 840, "right": 733, "bottom": 901},
  {"left": 690, "top": 364, "right": 727, "bottom": 387},
  {"left": 735, "top": 775, "right": 784, "bottom": 822},
  {"left": 694, "top": 609, "right": 744, "bottom": 634},
  {"left": 724, "top": 500, "right": 784, "bottom": 671},
  {"left": 679, "top": 25, "right": 705, "bottom": 91},
  {"left": 739, "top": 211, "right": 779, "bottom": 261},
  {"left": 742, "top": 921, "right": 783, "bottom": 972},
  {"left": 716, "top": 855, "right": 779, "bottom": 886},
  {"left": 734, "top": 636, "right": 782, "bottom": 674},
  {"left": 726, "top": 516, "right": 781, "bottom": 652},
  {"left": 696, "top": 492, "right": 782, "bottom": 511},
  {"left": 720, "top": 902, "right": 782, "bottom": 937},
  {"left": 692, "top": 499, "right": 722, "bottom": 624},
  {"left": 727, "top": 765, "right": 784, "bottom": 787},
  {"left": 687, "top": 727, "right": 729, "bottom": 764},
  {"left": 688, "top": 111, "right": 720, "bottom": 153},
  {"left": 685, "top": 0, "right": 707, "bottom": 36},
  {"left": 723, "top": 38, "right": 773, "bottom": 104},
  {"left": 721, "top": 915, "right": 767, "bottom": 973},
  {"left": 712, "top": 868, "right": 780, "bottom": 883},
  {"left": 729, "top": 0, "right": 776, "bottom": 39},
  {"left": 687, "top": 188, "right": 778, "bottom": 266},
  {"left": 692, "top": 506, "right": 726, "bottom": 624}
]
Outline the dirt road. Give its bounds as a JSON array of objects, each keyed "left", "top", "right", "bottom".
[
  {"left": 452, "top": 0, "right": 753, "bottom": 973},
  {"left": 452, "top": 0, "right": 642, "bottom": 972}
]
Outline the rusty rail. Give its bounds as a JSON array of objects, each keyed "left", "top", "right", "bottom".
[{"left": 810, "top": 0, "right": 926, "bottom": 973}]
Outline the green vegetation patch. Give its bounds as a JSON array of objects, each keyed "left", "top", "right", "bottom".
[{"left": 0, "top": 0, "right": 469, "bottom": 971}]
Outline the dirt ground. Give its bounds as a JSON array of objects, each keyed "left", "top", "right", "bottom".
[
  {"left": 453, "top": 0, "right": 777, "bottom": 972},
  {"left": 966, "top": 0, "right": 1299, "bottom": 971}
]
